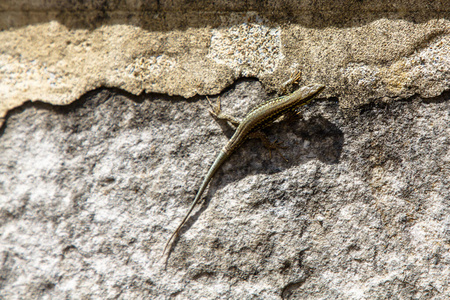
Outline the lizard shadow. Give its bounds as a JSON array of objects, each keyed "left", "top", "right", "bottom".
[{"left": 167, "top": 108, "right": 344, "bottom": 254}]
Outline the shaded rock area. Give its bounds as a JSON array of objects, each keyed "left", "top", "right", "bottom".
[{"left": 1, "top": 80, "right": 449, "bottom": 298}]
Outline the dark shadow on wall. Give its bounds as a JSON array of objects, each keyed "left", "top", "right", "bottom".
[{"left": 0, "top": 0, "right": 449, "bottom": 31}]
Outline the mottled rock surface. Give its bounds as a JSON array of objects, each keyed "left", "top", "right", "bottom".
[
  {"left": 1, "top": 1, "right": 450, "bottom": 299},
  {"left": 1, "top": 81, "right": 449, "bottom": 299}
]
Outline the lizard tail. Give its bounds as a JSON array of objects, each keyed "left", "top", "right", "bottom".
[{"left": 162, "top": 150, "right": 229, "bottom": 256}]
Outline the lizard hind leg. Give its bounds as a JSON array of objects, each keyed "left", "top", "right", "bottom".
[
  {"left": 206, "top": 96, "right": 240, "bottom": 128},
  {"left": 249, "top": 130, "right": 289, "bottom": 162}
]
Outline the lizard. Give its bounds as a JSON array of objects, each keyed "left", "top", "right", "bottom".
[{"left": 163, "top": 73, "right": 325, "bottom": 255}]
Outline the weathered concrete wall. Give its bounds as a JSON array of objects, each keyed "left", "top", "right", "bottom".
[{"left": 0, "top": 1, "right": 449, "bottom": 299}]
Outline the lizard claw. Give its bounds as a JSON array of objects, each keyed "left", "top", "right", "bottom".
[
  {"left": 269, "top": 140, "right": 289, "bottom": 162},
  {"left": 279, "top": 70, "right": 302, "bottom": 95},
  {"left": 206, "top": 96, "right": 241, "bottom": 128},
  {"left": 290, "top": 70, "right": 302, "bottom": 86},
  {"left": 207, "top": 96, "right": 222, "bottom": 118}
]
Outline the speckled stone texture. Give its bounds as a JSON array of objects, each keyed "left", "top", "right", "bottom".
[{"left": 1, "top": 80, "right": 449, "bottom": 298}]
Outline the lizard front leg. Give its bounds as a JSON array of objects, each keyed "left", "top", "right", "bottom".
[{"left": 278, "top": 70, "right": 302, "bottom": 96}]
